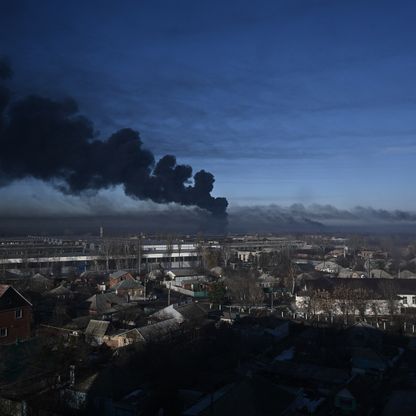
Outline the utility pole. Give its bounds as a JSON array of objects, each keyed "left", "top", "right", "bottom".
[
  {"left": 138, "top": 236, "right": 142, "bottom": 274},
  {"left": 167, "top": 281, "right": 171, "bottom": 306},
  {"left": 143, "top": 276, "right": 147, "bottom": 300},
  {"left": 368, "top": 254, "right": 371, "bottom": 278}
]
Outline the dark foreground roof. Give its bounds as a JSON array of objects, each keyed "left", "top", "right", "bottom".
[{"left": 183, "top": 374, "right": 297, "bottom": 416}]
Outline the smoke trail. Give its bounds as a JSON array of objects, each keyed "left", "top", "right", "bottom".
[{"left": 0, "top": 59, "right": 228, "bottom": 216}]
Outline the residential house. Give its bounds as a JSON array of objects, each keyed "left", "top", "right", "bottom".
[
  {"left": 138, "top": 302, "right": 211, "bottom": 342},
  {"left": 84, "top": 319, "right": 110, "bottom": 346},
  {"left": 327, "top": 248, "right": 346, "bottom": 258},
  {"left": 334, "top": 376, "right": 369, "bottom": 414},
  {"left": 295, "top": 277, "right": 416, "bottom": 316},
  {"left": 338, "top": 268, "right": 350, "bottom": 278},
  {"left": 351, "top": 348, "right": 389, "bottom": 375},
  {"left": 60, "top": 370, "right": 147, "bottom": 415},
  {"left": 209, "top": 266, "right": 223, "bottom": 278},
  {"left": 164, "top": 271, "right": 210, "bottom": 298},
  {"left": 84, "top": 319, "right": 140, "bottom": 348},
  {"left": 165, "top": 268, "right": 199, "bottom": 280},
  {"left": 237, "top": 250, "right": 261, "bottom": 262},
  {"left": 0, "top": 284, "right": 32, "bottom": 345},
  {"left": 315, "top": 261, "right": 340, "bottom": 274},
  {"left": 346, "top": 322, "right": 383, "bottom": 351},
  {"left": 110, "top": 279, "right": 145, "bottom": 301},
  {"left": 136, "top": 318, "right": 183, "bottom": 343},
  {"left": 108, "top": 270, "right": 135, "bottom": 288},
  {"left": 351, "top": 271, "right": 367, "bottom": 279},
  {"left": 220, "top": 310, "right": 248, "bottom": 324},
  {"left": 258, "top": 273, "right": 277, "bottom": 289},
  {"left": 151, "top": 302, "right": 209, "bottom": 325},
  {"left": 369, "top": 269, "right": 393, "bottom": 279},
  {"left": 47, "top": 284, "right": 74, "bottom": 300},
  {"left": 395, "top": 279, "right": 416, "bottom": 309},
  {"left": 334, "top": 388, "right": 356, "bottom": 414},
  {"left": 26, "top": 273, "right": 54, "bottom": 293},
  {"left": 85, "top": 293, "right": 127, "bottom": 316},
  {"left": 397, "top": 270, "right": 416, "bottom": 279}
]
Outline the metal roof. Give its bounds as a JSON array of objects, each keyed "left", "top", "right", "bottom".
[
  {"left": 109, "top": 270, "right": 131, "bottom": 279},
  {"left": 85, "top": 319, "right": 110, "bottom": 338}
]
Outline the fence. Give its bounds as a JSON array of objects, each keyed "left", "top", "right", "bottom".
[
  {"left": 216, "top": 303, "right": 416, "bottom": 335},
  {"left": 277, "top": 309, "right": 416, "bottom": 335}
]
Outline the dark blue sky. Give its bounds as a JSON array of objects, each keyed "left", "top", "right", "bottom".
[{"left": 1, "top": 0, "right": 416, "bottom": 213}]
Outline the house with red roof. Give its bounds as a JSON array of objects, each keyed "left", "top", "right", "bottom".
[{"left": 0, "top": 284, "right": 32, "bottom": 345}]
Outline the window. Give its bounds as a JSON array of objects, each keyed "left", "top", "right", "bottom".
[
  {"left": 15, "top": 309, "right": 23, "bottom": 319},
  {"left": 0, "top": 328, "right": 7, "bottom": 337},
  {"left": 402, "top": 297, "right": 408, "bottom": 305},
  {"left": 413, "top": 296, "right": 416, "bottom": 305}
]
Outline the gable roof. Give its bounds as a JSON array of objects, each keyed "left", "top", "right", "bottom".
[
  {"left": 151, "top": 302, "right": 209, "bottom": 322},
  {"left": 48, "top": 284, "right": 73, "bottom": 296},
  {"left": 0, "top": 285, "right": 9, "bottom": 297},
  {"left": 136, "top": 318, "right": 181, "bottom": 342},
  {"left": 369, "top": 269, "right": 392, "bottom": 279},
  {"left": 32, "top": 273, "right": 48, "bottom": 280},
  {"left": 109, "top": 270, "right": 131, "bottom": 279},
  {"left": 174, "top": 302, "right": 209, "bottom": 321},
  {"left": 86, "top": 293, "right": 126, "bottom": 314},
  {"left": 398, "top": 270, "right": 416, "bottom": 279},
  {"left": 315, "top": 261, "right": 340, "bottom": 272},
  {"left": 111, "top": 279, "right": 144, "bottom": 291},
  {"left": 337, "top": 387, "right": 354, "bottom": 400},
  {"left": 0, "top": 284, "right": 32, "bottom": 308},
  {"left": 85, "top": 320, "right": 110, "bottom": 338},
  {"left": 28, "top": 273, "right": 54, "bottom": 291},
  {"left": 167, "top": 268, "right": 199, "bottom": 278}
]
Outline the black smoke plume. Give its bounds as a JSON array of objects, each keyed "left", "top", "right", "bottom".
[{"left": 0, "top": 59, "right": 228, "bottom": 216}]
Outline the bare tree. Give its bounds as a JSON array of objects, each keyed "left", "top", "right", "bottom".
[
  {"left": 380, "top": 280, "right": 399, "bottom": 316},
  {"left": 333, "top": 284, "right": 356, "bottom": 322},
  {"left": 101, "top": 239, "right": 116, "bottom": 272},
  {"left": 221, "top": 242, "right": 233, "bottom": 269},
  {"left": 352, "top": 288, "right": 371, "bottom": 319},
  {"left": 177, "top": 240, "right": 182, "bottom": 269},
  {"left": 302, "top": 289, "right": 333, "bottom": 317},
  {"left": 195, "top": 233, "right": 205, "bottom": 269},
  {"left": 304, "top": 290, "right": 320, "bottom": 316},
  {"left": 282, "top": 261, "right": 298, "bottom": 296},
  {"left": 226, "top": 270, "right": 264, "bottom": 307},
  {"left": 165, "top": 235, "right": 174, "bottom": 269},
  {"left": 201, "top": 248, "right": 221, "bottom": 271},
  {"left": 369, "top": 300, "right": 381, "bottom": 318},
  {"left": 314, "top": 289, "right": 333, "bottom": 316},
  {"left": 135, "top": 236, "right": 143, "bottom": 273}
]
